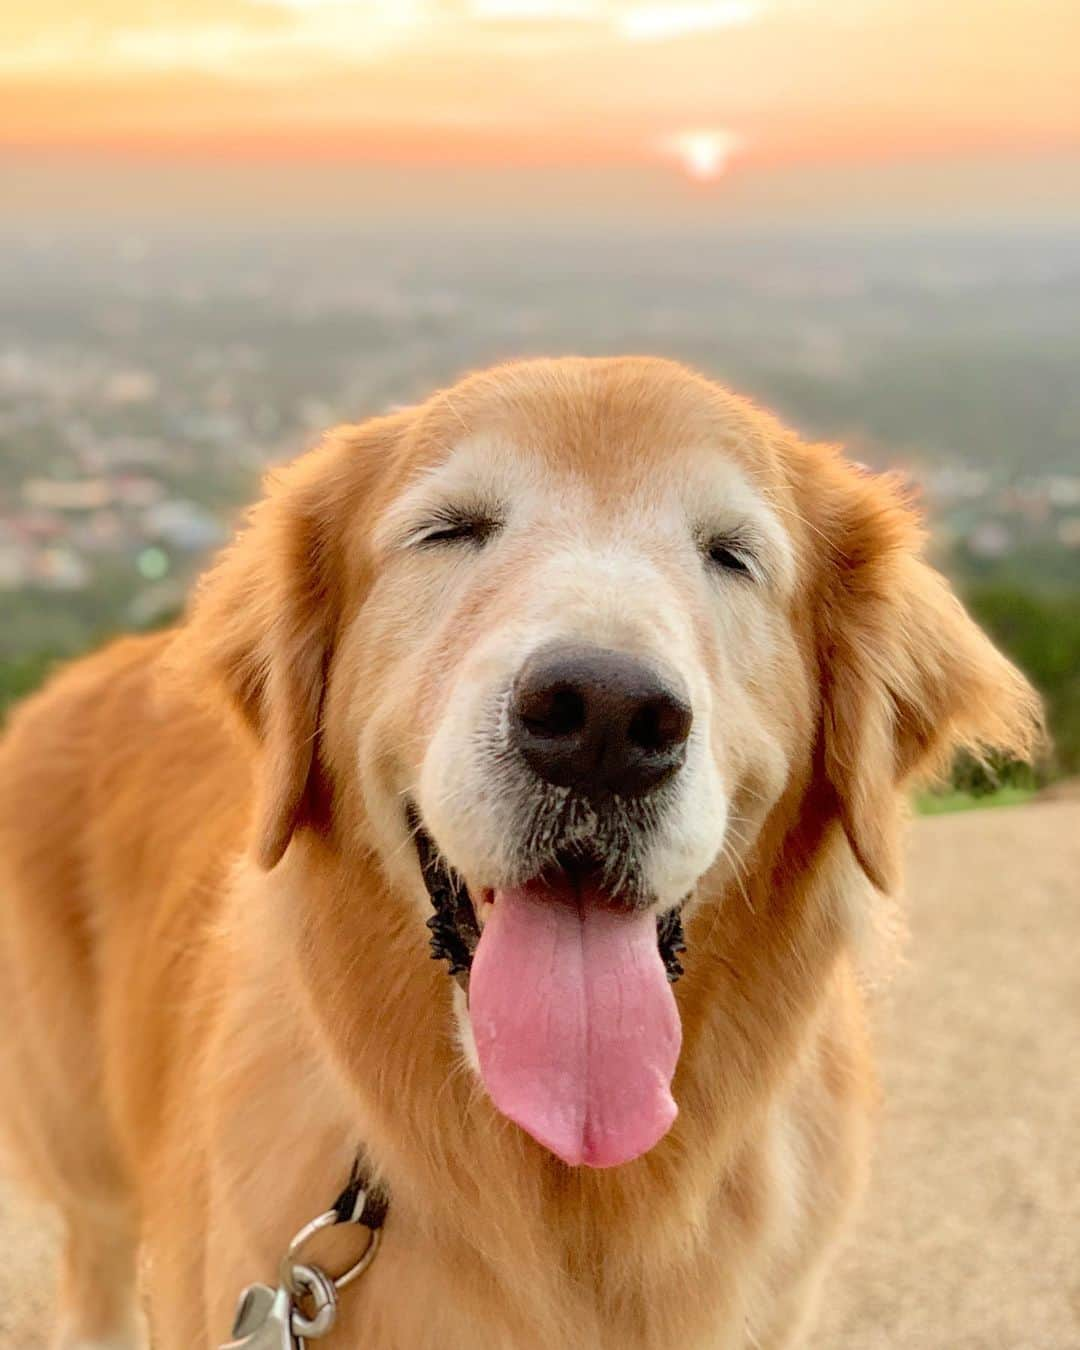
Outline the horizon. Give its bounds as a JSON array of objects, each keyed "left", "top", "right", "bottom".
[{"left": 6, "top": 150, "right": 1080, "bottom": 230}]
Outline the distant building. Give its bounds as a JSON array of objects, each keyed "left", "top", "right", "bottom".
[
  {"left": 143, "top": 499, "right": 224, "bottom": 552},
  {"left": 22, "top": 478, "right": 111, "bottom": 511},
  {"left": 102, "top": 370, "right": 159, "bottom": 405},
  {"left": 0, "top": 546, "right": 28, "bottom": 589},
  {"left": 1058, "top": 517, "right": 1080, "bottom": 550},
  {"left": 967, "top": 521, "right": 1014, "bottom": 560},
  {"left": 33, "top": 547, "right": 90, "bottom": 591}
]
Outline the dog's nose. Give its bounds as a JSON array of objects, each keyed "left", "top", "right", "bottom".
[{"left": 511, "top": 644, "right": 693, "bottom": 799}]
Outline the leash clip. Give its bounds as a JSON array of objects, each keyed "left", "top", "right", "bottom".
[
  {"left": 219, "top": 1261, "right": 337, "bottom": 1350},
  {"left": 219, "top": 1170, "right": 386, "bottom": 1350}
]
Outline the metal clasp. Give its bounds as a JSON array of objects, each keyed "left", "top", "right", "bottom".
[
  {"left": 281, "top": 1207, "right": 383, "bottom": 1295},
  {"left": 219, "top": 1207, "right": 381, "bottom": 1349}
]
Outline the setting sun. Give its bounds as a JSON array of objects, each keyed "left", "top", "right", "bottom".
[{"left": 656, "top": 129, "right": 743, "bottom": 181}]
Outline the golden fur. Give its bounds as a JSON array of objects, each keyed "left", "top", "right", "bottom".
[{"left": 0, "top": 358, "right": 1040, "bottom": 1349}]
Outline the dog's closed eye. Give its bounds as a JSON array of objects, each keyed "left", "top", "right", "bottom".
[
  {"left": 705, "top": 539, "right": 754, "bottom": 576},
  {"left": 416, "top": 508, "right": 502, "bottom": 549},
  {"left": 702, "top": 533, "right": 758, "bottom": 580}
]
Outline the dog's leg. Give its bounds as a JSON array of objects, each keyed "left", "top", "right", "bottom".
[{"left": 51, "top": 1206, "right": 142, "bottom": 1350}]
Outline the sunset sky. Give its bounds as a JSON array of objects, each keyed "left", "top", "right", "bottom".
[{"left": 3, "top": 0, "right": 1079, "bottom": 221}]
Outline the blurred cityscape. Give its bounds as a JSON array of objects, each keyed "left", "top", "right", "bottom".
[{"left": 2, "top": 223, "right": 1078, "bottom": 768}]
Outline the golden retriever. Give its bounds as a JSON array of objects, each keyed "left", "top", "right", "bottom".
[{"left": 0, "top": 358, "right": 1039, "bottom": 1349}]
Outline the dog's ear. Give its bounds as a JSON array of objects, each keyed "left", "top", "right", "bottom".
[
  {"left": 817, "top": 460, "right": 1043, "bottom": 892},
  {"left": 171, "top": 415, "right": 403, "bottom": 868}
]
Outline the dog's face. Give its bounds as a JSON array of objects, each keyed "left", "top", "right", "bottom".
[
  {"left": 184, "top": 357, "right": 1039, "bottom": 1170},
  {"left": 359, "top": 371, "right": 807, "bottom": 926}
]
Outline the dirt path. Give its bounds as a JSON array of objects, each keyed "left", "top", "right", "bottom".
[
  {"left": 817, "top": 797, "right": 1080, "bottom": 1348},
  {"left": 2, "top": 800, "right": 1078, "bottom": 1347}
]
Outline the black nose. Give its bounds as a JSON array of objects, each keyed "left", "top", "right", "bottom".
[{"left": 510, "top": 644, "right": 693, "bottom": 799}]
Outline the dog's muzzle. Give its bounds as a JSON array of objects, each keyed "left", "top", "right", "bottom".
[{"left": 409, "top": 806, "right": 688, "bottom": 989}]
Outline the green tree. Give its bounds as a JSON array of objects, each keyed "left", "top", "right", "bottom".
[{"left": 964, "top": 584, "right": 1080, "bottom": 778}]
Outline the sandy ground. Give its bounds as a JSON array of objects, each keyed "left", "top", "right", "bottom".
[{"left": 1, "top": 798, "right": 1077, "bottom": 1347}]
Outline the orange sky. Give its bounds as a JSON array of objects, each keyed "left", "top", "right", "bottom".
[{"left": 2, "top": 0, "right": 1079, "bottom": 177}]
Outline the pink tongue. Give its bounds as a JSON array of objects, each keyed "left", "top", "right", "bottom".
[{"left": 468, "top": 883, "right": 682, "bottom": 1168}]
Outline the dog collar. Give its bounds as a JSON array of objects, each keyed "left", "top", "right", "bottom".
[{"left": 219, "top": 1158, "right": 388, "bottom": 1348}]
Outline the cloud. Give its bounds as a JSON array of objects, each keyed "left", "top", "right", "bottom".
[
  {"left": 619, "top": 3, "right": 760, "bottom": 41},
  {"left": 466, "top": 0, "right": 602, "bottom": 17},
  {"left": 0, "top": 0, "right": 770, "bottom": 79}
]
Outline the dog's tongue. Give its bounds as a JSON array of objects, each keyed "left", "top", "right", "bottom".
[{"left": 469, "top": 882, "right": 681, "bottom": 1168}]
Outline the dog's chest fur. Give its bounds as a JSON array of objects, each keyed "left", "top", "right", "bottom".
[{"left": 179, "top": 907, "right": 866, "bottom": 1350}]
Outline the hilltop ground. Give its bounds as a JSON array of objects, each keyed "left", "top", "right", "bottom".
[{"left": 1, "top": 799, "right": 1077, "bottom": 1347}]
